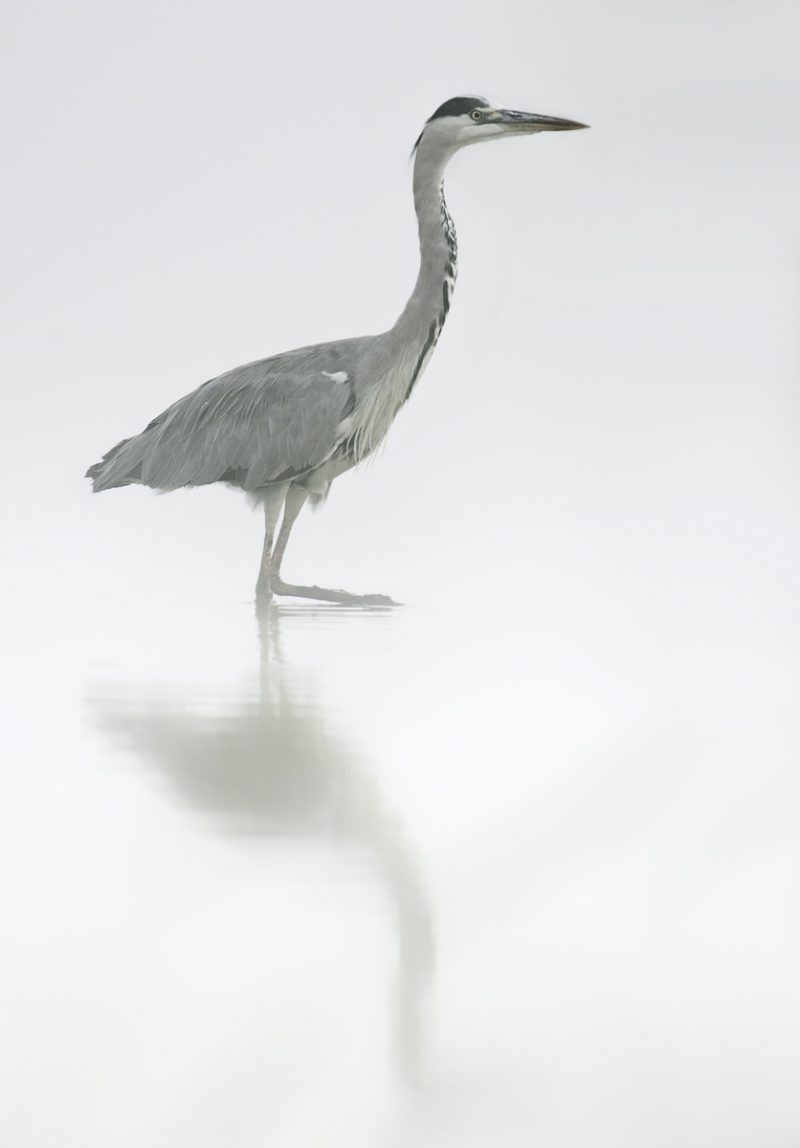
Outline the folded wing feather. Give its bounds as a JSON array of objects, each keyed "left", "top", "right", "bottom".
[{"left": 87, "top": 348, "right": 358, "bottom": 493}]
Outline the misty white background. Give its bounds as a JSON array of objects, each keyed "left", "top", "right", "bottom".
[{"left": 2, "top": 0, "right": 799, "bottom": 1145}]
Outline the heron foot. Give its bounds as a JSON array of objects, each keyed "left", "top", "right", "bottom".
[{"left": 270, "top": 576, "right": 399, "bottom": 607}]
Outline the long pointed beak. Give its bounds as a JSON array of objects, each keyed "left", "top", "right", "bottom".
[{"left": 496, "top": 109, "right": 589, "bottom": 133}]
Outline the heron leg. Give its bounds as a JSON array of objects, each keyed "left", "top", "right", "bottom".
[
  {"left": 255, "top": 484, "right": 289, "bottom": 603},
  {"left": 269, "top": 485, "right": 308, "bottom": 585},
  {"left": 270, "top": 485, "right": 398, "bottom": 607}
]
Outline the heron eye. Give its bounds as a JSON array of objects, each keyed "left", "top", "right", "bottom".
[{"left": 471, "top": 110, "right": 483, "bottom": 121}]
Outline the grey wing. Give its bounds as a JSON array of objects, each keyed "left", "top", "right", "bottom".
[{"left": 87, "top": 353, "right": 357, "bottom": 492}]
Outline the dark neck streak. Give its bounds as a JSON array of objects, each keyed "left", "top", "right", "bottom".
[{"left": 389, "top": 144, "right": 458, "bottom": 402}]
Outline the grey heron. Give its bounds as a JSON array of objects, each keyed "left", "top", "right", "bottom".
[{"left": 86, "top": 96, "right": 587, "bottom": 605}]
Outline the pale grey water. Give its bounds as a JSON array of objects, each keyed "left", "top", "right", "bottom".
[{"left": 2, "top": 589, "right": 799, "bottom": 1146}]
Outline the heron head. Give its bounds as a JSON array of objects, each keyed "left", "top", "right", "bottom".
[{"left": 413, "top": 96, "right": 588, "bottom": 155}]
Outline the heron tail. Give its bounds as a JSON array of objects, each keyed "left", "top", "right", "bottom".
[{"left": 85, "top": 436, "right": 143, "bottom": 491}]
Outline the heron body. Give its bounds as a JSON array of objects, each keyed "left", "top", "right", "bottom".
[{"left": 87, "top": 96, "right": 586, "bottom": 605}]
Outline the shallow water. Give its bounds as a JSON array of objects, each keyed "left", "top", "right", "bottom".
[{"left": 2, "top": 592, "right": 798, "bottom": 1147}]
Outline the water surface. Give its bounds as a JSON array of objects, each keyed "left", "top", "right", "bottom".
[{"left": 2, "top": 594, "right": 798, "bottom": 1147}]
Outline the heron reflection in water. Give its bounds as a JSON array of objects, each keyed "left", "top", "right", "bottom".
[{"left": 87, "top": 606, "right": 433, "bottom": 1083}]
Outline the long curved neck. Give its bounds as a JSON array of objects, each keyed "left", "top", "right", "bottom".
[{"left": 389, "top": 142, "right": 457, "bottom": 359}]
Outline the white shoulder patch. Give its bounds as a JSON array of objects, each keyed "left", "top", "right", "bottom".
[{"left": 322, "top": 370, "right": 349, "bottom": 384}]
